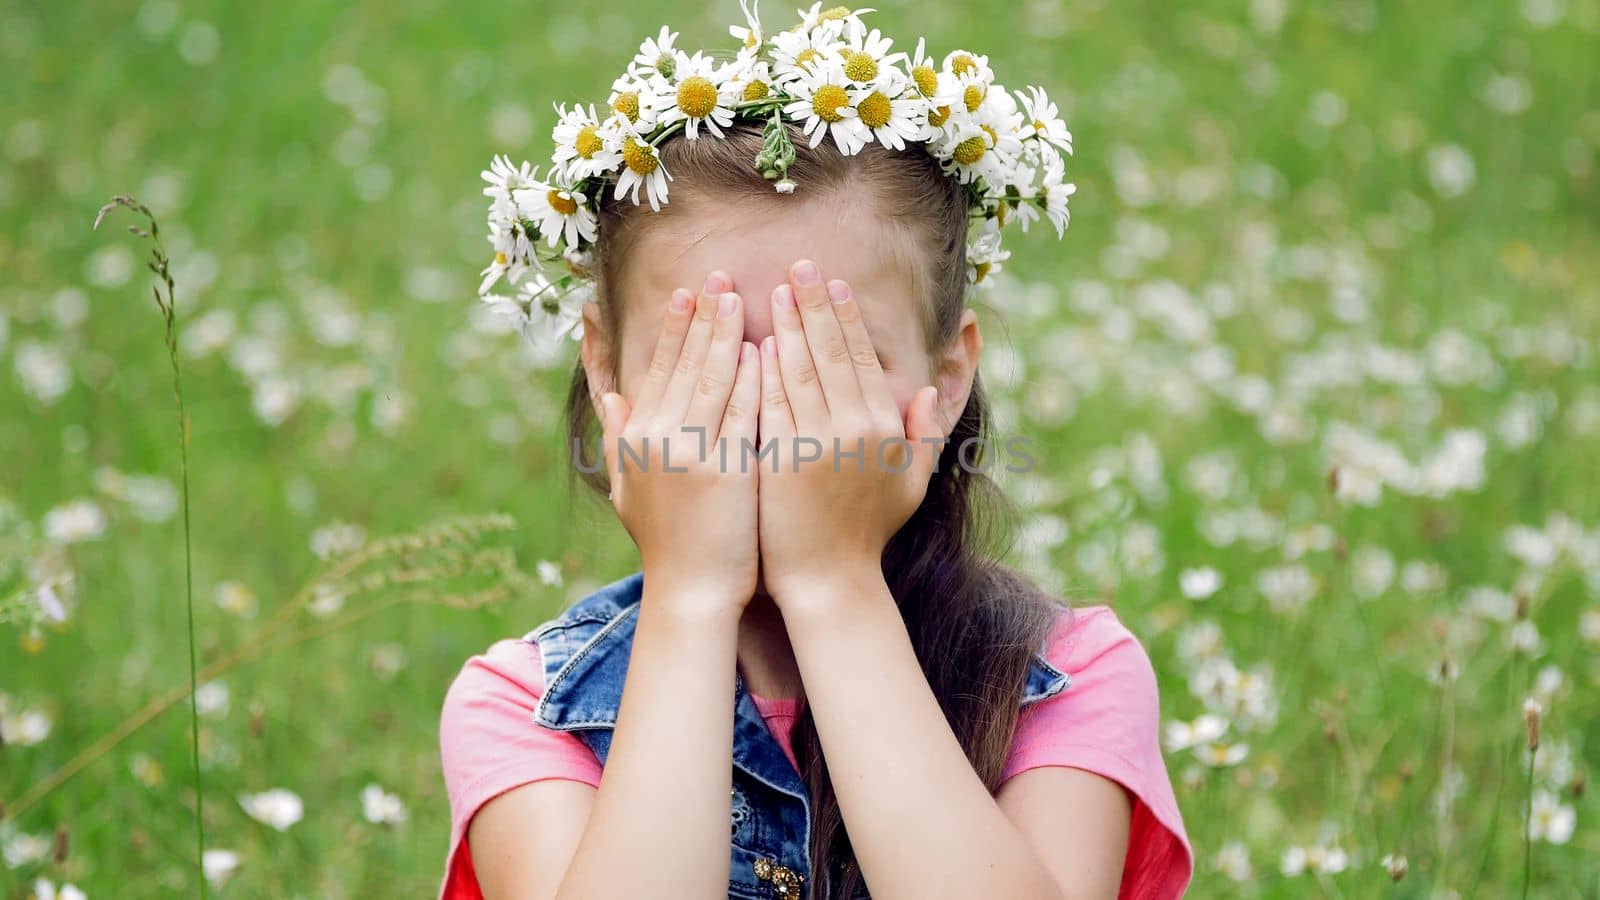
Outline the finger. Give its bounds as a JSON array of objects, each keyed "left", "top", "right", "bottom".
[
  {"left": 823, "top": 278, "right": 898, "bottom": 425},
  {"left": 770, "top": 279, "right": 828, "bottom": 430},
  {"left": 655, "top": 271, "right": 731, "bottom": 427},
  {"left": 787, "top": 258, "right": 866, "bottom": 416},
  {"left": 758, "top": 334, "right": 794, "bottom": 442},
  {"left": 904, "top": 385, "right": 943, "bottom": 486},
  {"left": 718, "top": 341, "right": 760, "bottom": 462},
  {"left": 631, "top": 288, "right": 696, "bottom": 417},
  {"left": 685, "top": 289, "right": 745, "bottom": 431}
]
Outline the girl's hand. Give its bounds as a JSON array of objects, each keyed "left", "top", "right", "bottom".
[
  {"left": 596, "top": 272, "right": 762, "bottom": 616},
  {"left": 756, "top": 259, "right": 945, "bottom": 608}
]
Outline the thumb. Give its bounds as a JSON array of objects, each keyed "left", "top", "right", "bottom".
[{"left": 904, "top": 385, "right": 943, "bottom": 484}]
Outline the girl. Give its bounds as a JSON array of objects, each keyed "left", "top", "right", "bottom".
[
  {"left": 438, "top": 119, "right": 1193, "bottom": 898},
  {"left": 442, "top": 6, "right": 1191, "bottom": 893}
]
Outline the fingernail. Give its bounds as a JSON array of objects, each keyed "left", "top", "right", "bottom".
[
  {"left": 741, "top": 341, "right": 756, "bottom": 363},
  {"left": 762, "top": 335, "right": 776, "bottom": 357},
  {"left": 827, "top": 280, "right": 850, "bottom": 303},
  {"left": 705, "top": 271, "right": 731, "bottom": 295},
  {"left": 718, "top": 291, "right": 738, "bottom": 319},
  {"left": 773, "top": 284, "right": 796, "bottom": 309},
  {"left": 793, "top": 260, "right": 820, "bottom": 285},
  {"left": 670, "top": 289, "right": 693, "bottom": 313}
]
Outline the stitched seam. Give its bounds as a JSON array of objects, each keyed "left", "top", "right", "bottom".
[{"left": 533, "top": 602, "right": 640, "bottom": 729}]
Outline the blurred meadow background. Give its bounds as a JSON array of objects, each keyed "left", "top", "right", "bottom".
[{"left": 3, "top": 0, "right": 1599, "bottom": 896}]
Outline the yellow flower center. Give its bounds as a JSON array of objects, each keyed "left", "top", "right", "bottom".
[
  {"left": 548, "top": 190, "right": 579, "bottom": 216},
  {"left": 495, "top": 252, "right": 508, "bottom": 265},
  {"left": 996, "top": 203, "right": 1008, "bottom": 227},
  {"left": 676, "top": 75, "right": 719, "bottom": 118},
  {"left": 622, "top": 137, "right": 659, "bottom": 175},
  {"left": 1033, "top": 118, "right": 1047, "bottom": 132},
  {"left": 912, "top": 65, "right": 938, "bottom": 97},
  {"left": 743, "top": 80, "right": 770, "bottom": 101},
  {"left": 949, "top": 53, "right": 977, "bottom": 76},
  {"left": 856, "top": 91, "right": 892, "bottom": 128},
  {"left": 795, "top": 47, "right": 818, "bottom": 69},
  {"left": 812, "top": 84, "right": 850, "bottom": 123},
  {"left": 973, "top": 261, "right": 991, "bottom": 282},
  {"left": 980, "top": 124, "right": 997, "bottom": 143},
  {"left": 574, "top": 124, "right": 604, "bottom": 159},
  {"left": 818, "top": 6, "right": 852, "bottom": 22},
  {"left": 963, "top": 83, "right": 985, "bottom": 112},
  {"left": 928, "top": 104, "right": 951, "bottom": 127},
  {"left": 744, "top": 32, "right": 758, "bottom": 49},
  {"left": 612, "top": 91, "right": 641, "bottom": 122},
  {"left": 952, "top": 135, "right": 986, "bottom": 165},
  {"left": 842, "top": 50, "right": 877, "bottom": 82}
]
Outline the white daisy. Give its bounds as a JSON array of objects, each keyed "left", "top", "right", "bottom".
[
  {"left": 31, "top": 879, "right": 86, "bottom": 900},
  {"left": 613, "top": 120, "right": 672, "bottom": 211},
  {"left": 850, "top": 69, "right": 925, "bottom": 151},
  {"left": 971, "top": 85, "right": 1027, "bottom": 160},
  {"left": 360, "top": 783, "right": 409, "bottom": 826},
  {"left": 607, "top": 72, "right": 662, "bottom": 130},
  {"left": 839, "top": 26, "right": 905, "bottom": 85},
  {"left": 1041, "top": 167, "right": 1075, "bottom": 238},
  {"left": 770, "top": 18, "right": 846, "bottom": 85},
  {"left": 480, "top": 218, "right": 538, "bottom": 296},
  {"left": 507, "top": 275, "right": 587, "bottom": 347},
  {"left": 796, "top": 2, "right": 876, "bottom": 37},
  {"left": 484, "top": 271, "right": 576, "bottom": 348},
  {"left": 202, "top": 848, "right": 242, "bottom": 887},
  {"left": 966, "top": 216, "right": 1009, "bottom": 285},
  {"left": 481, "top": 154, "right": 537, "bottom": 221},
  {"left": 984, "top": 152, "right": 1037, "bottom": 230},
  {"left": 783, "top": 54, "right": 869, "bottom": 154},
  {"left": 935, "top": 120, "right": 1009, "bottom": 185},
  {"left": 997, "top": 143, "right": 1071, "bottom": 237},
  {"left": 729, "top": 0, "right": 766, "bottom": 52},
  {"left": 953, "top": 69, "right": 994, "bottom": 118},
  {"left": 1015, "top": 84, "right": 1073, "bottom": 154},
  {"left": 725, "top": 51, "right": 778, "bottom": 104},
  {"left": 517, "top": 170, "right": 598, "bottom": 250},
  {"left": 942, "top": 48, "right": 995, "bottom": 85},
  {"left": 239, "top": 788, "right": 304, "bottom": 831},
  {"left": 908, "top": 45, "right": 964, "bottom": 143},
  {"left": 550, "top": 102, "right": 623, "bottom": 180},
  {"left": 906, "top": 37, "right": 942, "bottom": 100},
  {"left": 628, "top": 25, "right": 680, "bottom": 81},
  {"left": 652, "top": 51, "right": 738, "bottom": 139}
]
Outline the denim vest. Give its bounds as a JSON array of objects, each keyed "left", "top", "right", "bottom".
[{"left": 525, "top": 571, "right": 1073, "bottom": 899}]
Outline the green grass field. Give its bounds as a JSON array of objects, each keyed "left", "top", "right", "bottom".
[{"left": 3, "top": 0, "right": 1598, "bottom": 895}]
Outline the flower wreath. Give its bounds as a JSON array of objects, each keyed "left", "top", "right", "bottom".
[{"left": 476, "top": 1, "right": 1076, "bottom": 348}]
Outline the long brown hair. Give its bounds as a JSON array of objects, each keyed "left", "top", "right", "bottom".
[{"left": 563, "top": 119, "right": 1066, "bottom": 899}]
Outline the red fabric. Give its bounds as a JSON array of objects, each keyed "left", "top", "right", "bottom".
[{"left": 437, "top": 605, "right": 1193, "bottom": 898}]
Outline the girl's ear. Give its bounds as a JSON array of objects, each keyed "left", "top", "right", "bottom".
[
  {"left": 931, "top": 307, "right": 982, "bottom": 434},
  {"left": 579, "top": 301, "right": 617, "bottom": 416}
]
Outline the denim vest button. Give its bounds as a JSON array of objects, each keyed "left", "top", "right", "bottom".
[{"left": 754, "top": 856, "right": 804, "bottom": 899}]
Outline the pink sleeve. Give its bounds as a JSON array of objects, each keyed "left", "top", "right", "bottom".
[
  {"left": 437, "top": 638, "right": 604, "bottom": 900},
  {"left": 1000, "top": 606, "right": 1195, "bottom": 900}
]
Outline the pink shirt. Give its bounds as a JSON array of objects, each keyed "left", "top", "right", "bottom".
[{"left": 438, "top": 604, "right": 1193, "bottom": 898}]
